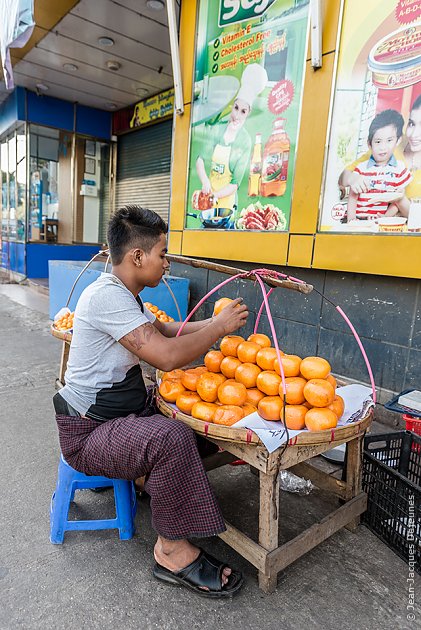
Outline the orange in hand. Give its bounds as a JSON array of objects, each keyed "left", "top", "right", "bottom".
[
  {"left": 196, "top": 372, "right": 226, "bottom": 402},
  {"left": 274, "top": 354, "right": 302, "bottom": 378},
  {"left": 258, "top": 396, "right": 283, "bottom": 421},
  {"left": 204, "top": 350, "right": 224, "bottom": 373},
  {"left": 220, "top": 356, "right": 242, "bottom": 379},
  {"left": 256, "top": 370, "right": 282, "bottom": 396},
  {"left": 282, "top": 404, "right": 307, "bottom": 430},
  {"left": 191, "top": 401, "right": 218, "bottom": 422},
  {"left": 214, "top": 405, "right": 244, "bottom": 426},
  {"left": 300, "top": 356, "right": 331, "bottom": 380},
  {"left": 237, "top": 341, "right": 261, "bottom": 363},
  {"left": 159, "top": 379, "right": 186, "bottom": 403},
  {"left": 247, "top": 333, "right": 271, "bottom": 348},
  {"left": 305, "top": 407, "right": 338, "bottom": 431},
  {"left": 235, "top": 362, "right": 261, "bottom": 388},
  {"left": 220, "top": 335, "right": 245, "bottom": 357},
  {"left": 176, "top": 391, "right": 201, "bottom": 415},
  {"left": 213, "top": 297, "right": 234, "bottom": 315},
  {"left": 303, "top": 379, "right": 335, "bottom": 408},
  {"left": 218, "top": 380, "right": 247, "bottom": 406}
]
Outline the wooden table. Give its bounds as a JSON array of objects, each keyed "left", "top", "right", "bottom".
[
  {"left": 157, "top": 394, "right": 372, "bottom": 594},
  {"left": 53, "top": 327, "right": 372, "bottom": 593}
]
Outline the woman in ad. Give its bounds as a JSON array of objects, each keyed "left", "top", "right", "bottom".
[{"left": 194, "top": 64, "right": 268, "bottom": 228}]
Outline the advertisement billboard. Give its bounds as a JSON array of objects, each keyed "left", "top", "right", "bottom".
[
  {"left": 185, "top": 0, "right": 310, "bottom": 231},
  {"left": 319, "top": 0, "right": 421, "bottom": 235}
]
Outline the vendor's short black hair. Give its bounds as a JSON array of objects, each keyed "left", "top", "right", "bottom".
[
  {"left": 107, "top": 206, "right": 167, "bottom": 265},
  {"left": 368, "top": 109, "right": 404, "bottom": 145}
]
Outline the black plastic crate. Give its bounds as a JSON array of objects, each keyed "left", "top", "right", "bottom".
[
  {"left": 384, "top": 389, "right": 421, "bottom": 418},
  {"left": 362, "top": 431, "right": 420, "bottom": 574}
]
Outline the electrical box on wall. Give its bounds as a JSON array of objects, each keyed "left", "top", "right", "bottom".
[{"left": 80, "top": 184, "right": 98, "bottom": 197}]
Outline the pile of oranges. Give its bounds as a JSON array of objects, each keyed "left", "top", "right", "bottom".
[
  {"left": 144, "top": 302, "right": 175, "bottom": 323},
  {"left": 54, "top": 311, "right": 74, "bottom": 332},
  {"left": 159, "top": 332, "right": 345, "bottom": 431}
]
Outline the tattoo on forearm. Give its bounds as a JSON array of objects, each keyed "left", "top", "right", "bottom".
[{"left": 122, "top": 323, "right": 157, "bottom": 352}]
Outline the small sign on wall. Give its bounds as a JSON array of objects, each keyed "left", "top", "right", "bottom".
[{"left": 80, "top": 184, "right": 98, "bottom": 197}]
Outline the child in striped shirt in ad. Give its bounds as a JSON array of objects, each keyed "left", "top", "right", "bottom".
[{"left": 347, "top": 109, "right": 412, "bottom": 222}]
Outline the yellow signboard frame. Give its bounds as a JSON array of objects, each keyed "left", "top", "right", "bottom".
[{"left": 168, "top": 0, "right": 421, "bottom": 280}]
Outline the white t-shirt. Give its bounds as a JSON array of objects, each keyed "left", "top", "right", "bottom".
[{"left": 59, "top": 273, "right": 155, "bottom": 420}]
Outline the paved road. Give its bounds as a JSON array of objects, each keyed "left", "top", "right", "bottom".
[{"left": 0, "top": 289, "right": 418, "bottom": 630}]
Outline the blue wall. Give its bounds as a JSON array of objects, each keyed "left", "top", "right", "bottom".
[
  {"left": 26, "top": 91, "right": 74, "bottom": 132},
  {"left": 1, "top": 88, "right": 112, "bottom": 140},
  {"left": 49, "top": 260, "right": 190, "bottom": 321},
  {"left": 26, "top": 244, "right": 100, "bottom": 278},
  {"left": 0, "top": 87, "right": 25, "bottom": 136},
  {"left": 0, "top": 241, "right": 25, "bottom": 274}
]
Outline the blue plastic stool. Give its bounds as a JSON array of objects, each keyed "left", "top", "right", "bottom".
[{"left": 50, "top": 455, "right": 137, "bottom": 544}]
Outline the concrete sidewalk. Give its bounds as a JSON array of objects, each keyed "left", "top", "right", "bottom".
[{"left": 0, "top": 287, "right": 418, "bottom": 630}]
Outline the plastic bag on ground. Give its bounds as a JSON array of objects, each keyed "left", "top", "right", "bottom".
[{"left": 279, "top": 470, "right": 314, "bottom": 495}]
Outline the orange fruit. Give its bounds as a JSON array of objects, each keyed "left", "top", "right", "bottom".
[
  {"left": 214, "top": 405, "right": 244, "bottom": 426},
  {"left": 196, "top": 372, "right": 226, "bottom": 402},
  {"left": 256, "top": 370, "right": 282, "bottom": 396},
  {"left": 326, "top": 373, "right": 337, "bottom": 390},
  {"left": 258, "top": 396, "right": 283, "bottom": 421},
  {"left": 327, "top": 394, "right": 345, "bottom": 420},
  {"left": 281, "top": 376, "right": 307, "bottom": 405},
  {"left": 181, "top": 368, "right": 205, "bottom": 392},
  {"left": 237, "top": 341, "right": 261, "bottom": 364},
  {"left": 235, "top": 362, "right": 261, "bottom": 388},
  {"left": 220, "top": 335, "right": 245, "bottom": 357},
  {"left": 245, "top": 388, "right": 265, "bottom": 406},
  {"left": 303, "top": 379, "right": 335, "bottom": 408},
  {"left": 283, "top": 405, "right": 307, "bottom": 430},
  {"left": 220, "top": 356, "right": 242, "bottom": 379},
  {"left": 213, "top": 297, "right": 234, "bottom": 315},
  {"left": 191, "top": 401, "right": 218, "bottom": 422},
  {"left": 303, "top": 401, "right": 313, "bottom": 410},
  {"left": 176, "top": 391, "right": 201, "bottom": 415},
  {"left": 247, "top": 333, "right": 271, "bottom": 348},
  {"left": 204, "top": 350, "right": 224, "bottom": 373},
  {"left": 159, "top": 379, "right": 186, "bottom": 403},
  {"left": 218, "top": 380, "right": 247, "bottom": 406},
  {"left": 274, "top": 354, "right": 302, "bottom": 378},
  {"left": 300, "top": 356, "right": 331, "bottom": 380},
  {"left": 305, "top": 407, "right": 338, "bottom": 431},
  {"left": 162, "top": 369, "right": 185, "bottom": 382},
  {"left": 193, "top": 366, "right": 208, "bottom": 375},
  {"left": 242, "top": 402, "right": 257, "bottom": 416},
  {"left": 256, "top": 347, "right": 278, "bottom": 370}
]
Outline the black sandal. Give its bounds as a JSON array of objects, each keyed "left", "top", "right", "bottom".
[{"left": 153, "top": 549, "right": 244, "bottom": 598}]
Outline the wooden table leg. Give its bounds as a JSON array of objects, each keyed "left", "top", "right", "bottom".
[
  {"left": 258, "top": 470, "right": 279, "bottom": 593},
  {"left": 345, "top": 434, "right": 364, "bottom": 531}
]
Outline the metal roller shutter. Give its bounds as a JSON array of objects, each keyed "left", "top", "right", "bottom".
[{"left": 115, "top": 120, "right": 172, "bottom": 222}]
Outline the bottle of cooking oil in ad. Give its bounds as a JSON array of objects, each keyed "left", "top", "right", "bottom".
[
  {"left": 260, "top": 118, "right": 290, "bottom": 197},
  {"left": 248, "top": 133, "right": 262, "bottom": 197}
]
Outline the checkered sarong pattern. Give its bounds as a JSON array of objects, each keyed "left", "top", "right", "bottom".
[{"left": 55, "top": 413, "right": 226, "bottom": 540}]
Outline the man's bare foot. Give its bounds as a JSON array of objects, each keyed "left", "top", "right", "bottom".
[{"left": 154, "top": 537, "right": 232, "bottom": 588}]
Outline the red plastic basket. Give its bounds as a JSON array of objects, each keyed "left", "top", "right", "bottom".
[{"left": 403, "top": 414, "right": 421, "bottom": 453}]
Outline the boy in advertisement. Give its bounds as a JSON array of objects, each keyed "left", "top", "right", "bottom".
[{"left": 346, "top": 109, "right": 412, "bottom": 222}]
